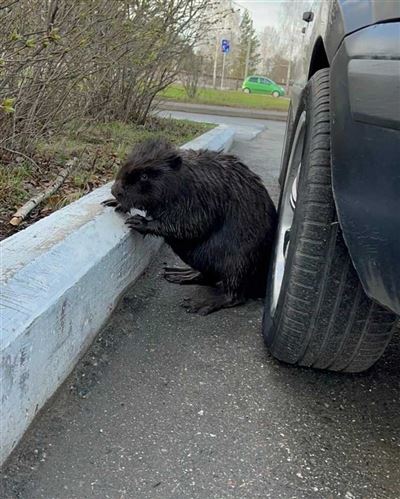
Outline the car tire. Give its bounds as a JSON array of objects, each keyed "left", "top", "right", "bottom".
[
  {"left": 263, "top": 68, "right": 397, "bottom": 373},
  {"left": 243, "top": 88, "right": 251, "bottom": 94},
  {"left": 272, "top": 91, "right": 280, "bottom": 98}
]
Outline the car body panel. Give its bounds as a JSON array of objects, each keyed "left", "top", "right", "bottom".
[
  {"left": 242, "top": 76, "right": 285, "bottom": 96},
  {"left": 284, "top": 0, "right": 400, "bottom": 314},
  {"left": 330, "top": 23, "right": 400, "bottom": 314},
  {"left": 290, "top": 0, "right": 400, "bottom": 117}
]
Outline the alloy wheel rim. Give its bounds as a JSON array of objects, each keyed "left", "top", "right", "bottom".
[{"left": 270, "top": 112, "right": 306, "bottom": 315}]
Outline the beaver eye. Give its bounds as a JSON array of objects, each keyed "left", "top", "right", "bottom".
[{"left": 140, "top": 173, "right": 148, "bottom": 181}]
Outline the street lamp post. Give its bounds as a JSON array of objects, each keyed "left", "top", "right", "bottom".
[{"left": 232, "top": 1, "right": 252, "bottom": 80}]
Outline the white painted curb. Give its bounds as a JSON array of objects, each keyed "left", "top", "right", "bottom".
[
  {"left": 180, "top": 123, "right": 234, "bottom": 152},
  {"left": 0, "top": 125, "right": 235, "bottom": 465}
]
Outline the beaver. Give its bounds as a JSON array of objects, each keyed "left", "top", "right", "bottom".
[{"left": 103, "top": 138, "right": 277, "bottom": 315}]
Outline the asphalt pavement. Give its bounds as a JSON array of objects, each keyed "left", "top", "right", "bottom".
[{"left": 2, "top": 121, "right": 400, "bottom": 499}]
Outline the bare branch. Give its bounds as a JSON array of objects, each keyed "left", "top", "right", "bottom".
[{"left": 9, "top": 158, "right": 78, "bottom": 226}]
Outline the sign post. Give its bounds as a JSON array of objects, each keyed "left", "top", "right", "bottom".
[{"left": 220, "top": 39, "right": 230, "bottom": 90}]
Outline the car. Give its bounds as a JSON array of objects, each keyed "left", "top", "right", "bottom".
[
  {"left": 242, "top": 75, "right": 285, "bottom": 97},
  {"left": 263, "top": 1, "right": 400, "bottom": 373}
]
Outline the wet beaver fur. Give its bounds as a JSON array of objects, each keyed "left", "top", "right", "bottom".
[{"left": 103, "top": 138, "right": 277, "bottom": 315}]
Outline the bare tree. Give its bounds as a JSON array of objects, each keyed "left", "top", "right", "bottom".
[
  {"left": 258, "top": 26, "right": 279, "bottom": 75},
  {"left": 277, "top": 0, "right": 311, "bottom": 90}
]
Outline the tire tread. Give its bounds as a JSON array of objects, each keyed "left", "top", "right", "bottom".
[{"left": 265, "top": 68, "right": 397, "bottom": 372}]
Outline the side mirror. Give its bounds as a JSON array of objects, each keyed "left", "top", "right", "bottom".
[
  {"left": 302, "top": 11, "right": 314, "bottom": 22},
  {"left": 301, "top": 27, "right": 306, "bottom": 34}
]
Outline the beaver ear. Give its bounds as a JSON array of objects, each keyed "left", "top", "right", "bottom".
[{"left": 166, "top": 153, "right": 182, "bottom": 170}]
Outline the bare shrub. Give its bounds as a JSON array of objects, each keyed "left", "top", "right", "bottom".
[
  {"left": 0, "top": 0, "right": 220, "bottom": 153},
  {"left": 182, "top": 51, "right": 204, "bottom": 98}
]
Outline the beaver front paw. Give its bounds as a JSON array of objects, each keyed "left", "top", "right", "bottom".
[
  {"left": 125, "top": 214, "right": 149, "bottom": 234},
  {"left": 101, "top": 198, "right": 126, "bottom": 213}
]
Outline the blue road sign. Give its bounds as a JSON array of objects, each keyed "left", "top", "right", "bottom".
[{"left": 221, "top": 39, "right": 230, "bottom": 53}]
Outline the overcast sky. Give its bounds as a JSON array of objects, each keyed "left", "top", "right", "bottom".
[{"left": 233, "top": 0, "right": 284, "bottom": 32}]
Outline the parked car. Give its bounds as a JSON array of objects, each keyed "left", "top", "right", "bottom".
[
  {"left": 242, "top": 76, "right": 285, "bottom": 97},
  {"left": 263, "top": 1, "right": 400, "bottom": 372}
]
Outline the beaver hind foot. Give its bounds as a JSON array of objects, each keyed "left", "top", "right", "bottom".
[{"left": 181, "top": 294, "right": 246, "bottom": 316}]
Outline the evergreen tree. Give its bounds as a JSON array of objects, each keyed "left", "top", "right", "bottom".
[{"left": 234, "top": 10, "right": 261, "bottom": 79}]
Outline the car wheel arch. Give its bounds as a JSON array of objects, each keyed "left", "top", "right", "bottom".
[{"left": 308, "top": 37, "right": 330, "bottom": 80}]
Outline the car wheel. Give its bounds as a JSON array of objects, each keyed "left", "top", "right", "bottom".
[
  {"left": 243, "top": 88, "right": 251, "bottom": 94},
  {"left": 272, "top": 91, "right": 280, "bottom": 98},
  {"left": 263, "top": 68, "right": 397, "bottom": 373}
]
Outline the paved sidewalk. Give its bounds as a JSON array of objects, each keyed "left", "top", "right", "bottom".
[{"left": 2, "top": 124, "right": 400, "bottom": 499}]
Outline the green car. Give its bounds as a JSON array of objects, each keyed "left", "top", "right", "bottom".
[{"left": 242, "top": 76, "right": 285, "bottom": 97}]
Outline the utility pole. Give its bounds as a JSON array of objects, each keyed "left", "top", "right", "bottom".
[
  {"left": 212, "top": 36, "right": 219, "bottom": 89},
  {"left": 285, "top": 26, "right": 295, "bottom": 94},
  {"left": 244, "top": 37, "right": 251, "bottom": 79},
  {"left": 285, "top": 59, "right": 292, "bottom": 94}
]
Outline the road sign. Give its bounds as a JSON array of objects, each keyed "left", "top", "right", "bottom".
[{"left": 221, "top": 39, "right": 230, "bottom": 53}]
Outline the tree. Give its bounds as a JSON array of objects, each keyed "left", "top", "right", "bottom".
[
  {"left": 267, "top": 54, "right": 290, "bottom": 83},
  {"left": 233, "top": 10, "right": 260, "bottom": 79},
  {"left": 258, "top": 26, "right": 279, "bottom": 76},
  {"left": 277, "top": 0, "right": 310, "bottom": 91}
]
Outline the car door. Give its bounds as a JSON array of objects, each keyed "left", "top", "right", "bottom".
[
  {"left": 247, "top": 76, "right": 260, "bottom": 92},
  {"left": 260, "top": 77, "right": 274, "bottom": 94}
]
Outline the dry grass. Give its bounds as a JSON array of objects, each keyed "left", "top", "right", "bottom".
[{"left": 0, "top": 117, "right": 213, "bottom": 240}]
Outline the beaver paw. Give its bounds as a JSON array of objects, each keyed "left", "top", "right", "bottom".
[
  {"left": 102, "top": 198, "right": 126, "bottom": 212},
  {"left": 164, "top": 268, "right": 204, "bottom": 285},
  {"left": 181, "top": 298, "right": 216, "bottom": 316},
  {"left": 182, "top": 294, "right": 245, "bottom": 315},
  {"left": 125, "top": 214, "right": 148, "bottom": 234}
]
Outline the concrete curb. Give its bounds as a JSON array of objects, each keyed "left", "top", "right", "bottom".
[
  {"left": 0, "top": 125, "right": 235, "bottom": 465},
  {"left": 157, "top": 100, "right": 288, "bottom": 122}
]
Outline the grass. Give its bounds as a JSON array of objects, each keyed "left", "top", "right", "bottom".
[
  {"left": 0, "top": 162, "right": 33, "bottom": 207},
  {"left": 159, "top": 84, "right": 290, "bottom": 112},
  {"left": 0, "top": 117, "right": 214, "bottom": 239}
]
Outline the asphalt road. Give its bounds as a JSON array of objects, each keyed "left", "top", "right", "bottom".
[{"left": 2, "top": 122, "right": 400, "bottom": 499}]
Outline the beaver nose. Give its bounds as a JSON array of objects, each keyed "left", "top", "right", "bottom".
[{"left": 111, "top": 182, "right": 122, "bottom": 199}]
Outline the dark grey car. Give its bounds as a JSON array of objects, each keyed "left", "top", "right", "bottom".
[{"left": 263, "top": 0, "right": 400, "bottom": 373}]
